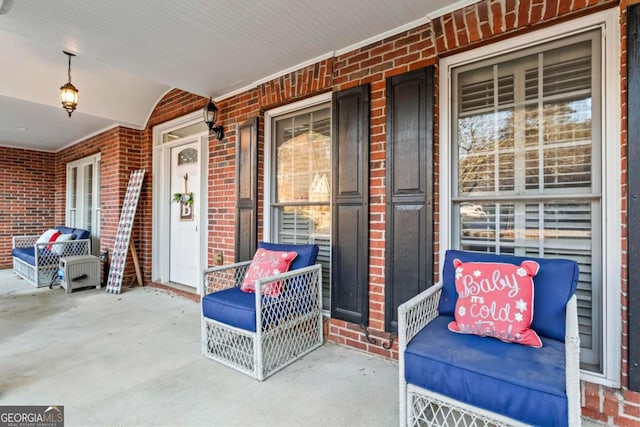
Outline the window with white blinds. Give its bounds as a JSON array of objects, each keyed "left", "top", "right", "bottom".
[
  {"left": 271, "top": 104, "right": 332, "bottom": 309},
  {"left": 451, "top": 31, "right": 602, "bottom": 370}
]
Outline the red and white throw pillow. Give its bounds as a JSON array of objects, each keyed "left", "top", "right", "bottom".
[
  {"left": 240, "top": 249, "right": 298, "bottom": 297},
  {"left": 50, "top": 233, "right": 75, "bottom": 255},
  {"left": 448, "top": 259, "right": 543, "bottom": 348},
  {"left": 36, "top": 229, "right": 60, "bottom": 247}
]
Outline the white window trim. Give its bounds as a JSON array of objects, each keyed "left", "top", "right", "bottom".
[
  {"left": 439, "top": 9, "right": 621, "bottom": 387},
  {"left": 263, "top": 92, "right": 332, "bottom": 241}
]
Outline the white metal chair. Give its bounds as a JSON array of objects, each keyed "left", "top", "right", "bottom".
[{"left": 201, "top": 242, "right": 323, "bottom": 381}]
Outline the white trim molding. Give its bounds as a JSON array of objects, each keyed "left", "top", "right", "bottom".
[
  {"left": 439, "top": 8, "right": 621, "bottom": 387},
  {"left": 263, "top": 92, "right": 333, "bottom": 242}
]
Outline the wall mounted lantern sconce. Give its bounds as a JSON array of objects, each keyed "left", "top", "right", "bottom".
[
  {"left": 203, "top": 97, "right": 224, "bottom": 140},
  {"left": 60, "top": 51, "right": 79, "bottom": 117}
]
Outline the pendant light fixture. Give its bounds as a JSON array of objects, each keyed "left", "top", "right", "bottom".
[{"left": 60, "top": 51, "right": 79, "bottom": 117}]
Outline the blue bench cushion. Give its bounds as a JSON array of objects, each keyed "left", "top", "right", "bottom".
[
  {"left": 257, "top": 242, "right": 319, "bottom": 271},
  {"left": 56, "top": 226, "right": 90, "bottom": 240},
  {"left": 12, "top": 247, "right": 60, "bottom": 267},
  {"left": 405, "top": 315, "right": 567, "bottom": 427},
  {"left": 438, "top": 250, "right": 579, "bottom": 341},
  {"left": 12, "top": 247, "right": 38, "bottom": 266},
  {"left": 12, "top": 227, "right": 90, "bottom": 268},
  {"left": 202, "top": 287, "right": 257, "bottom": 332}
]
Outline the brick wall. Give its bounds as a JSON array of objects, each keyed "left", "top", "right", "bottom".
[{"left": 0, "top": 147, "right": 55, "bottom": 268}]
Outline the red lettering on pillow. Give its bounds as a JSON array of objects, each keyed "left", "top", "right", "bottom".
[
  {"left": 240, "top": 249, "right": 298, "bottom": 297},
  {"left": 448, "top": 259, "right": 543, "bottom": 348}
]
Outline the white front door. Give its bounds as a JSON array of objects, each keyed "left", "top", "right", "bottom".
[{"left": 169, "top": 140, "right": 200, "bottom": 287}]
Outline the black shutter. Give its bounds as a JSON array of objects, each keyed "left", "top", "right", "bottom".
[
  {"left": 385, "top": 67, "right": 434, "bottom": 333},
  {"left": 331, "top": 84, "right": 370, "bottom": 325},
  {"left": 628, "top": 3, "right": 640, "bottom": 392},
  {"left": 235, "top": 117, "right": 258, "bottom": 262}
]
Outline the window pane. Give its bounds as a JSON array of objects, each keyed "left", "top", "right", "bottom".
[
  {"left": 276, "top": 111, "right": 331, "bottom": 203},
  {"left": 178, "top": 148, "right": 198, "bottom": 165},
  {"left": 70, "top": 167, "right": 77, "bottom": 209},
  {"left": 277, "top": 205, "right": 330, "bottom": 308},
  {"left": 542, "top": 100, "right": 592, "bottom": 189},
  {"left": 453, "top": 32, "right": 601, "bottom": 368},
  {"left": 458, "top": 110, "right": 515, "bottom": 194},
  {"left": 459, "top": 202, "right": 515, "bottom": 250},
  {"left": 161, "top": 122, "right": 207, "bottom": 143},
  {"left": 272, "top": 103, "right": 332, "bottom": 310},
  {"left": 83, "top": 164, "right": 93, "bottom": 232}
]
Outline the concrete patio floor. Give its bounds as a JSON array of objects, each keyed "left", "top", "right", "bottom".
[{"left": 0, "top": 269, "right": 398, "bottom": 427}]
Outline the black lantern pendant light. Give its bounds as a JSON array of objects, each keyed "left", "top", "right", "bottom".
[
  {"left": 203, "top": 97, "right": 224, "bottom": 140},
  {"left": 60, "top": 51, "right": 79, "bottom": 117}
]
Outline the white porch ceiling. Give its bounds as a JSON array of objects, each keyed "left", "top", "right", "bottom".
[{"left": 0, "top": 0, "right": 467, "bottom": 151}]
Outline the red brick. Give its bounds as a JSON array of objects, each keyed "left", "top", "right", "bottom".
[
  {"left": 623, "top": 402, "right": 640, "bottom": 418},
  {"left": 394, "top": 34, "right": 420, "bottom": 49},
  {"left": 517, "top": 0, "right": 531, "bottom": 27},
  {"left": 614, "top": 416, "right": 640, "bottom": 427},
  {"left": 478, "top": 6, "right": 493, "bottom": 38},
  {"left": 490, "top": 0, "right": 504, "bottom": 34},
  {"left": 573, "top": 0, "right": 588, "bottom": 8},
  {"left": 624, "top": 390, "right": 640, "bottom": 405},
  {"left": 432, "top": 18, "right": 447, "bottom": 53},
  {"left": 457, "top": 28, "right": 469, "bottom": 46},
  {"left": 558, "top": 0, "right": 572, "bottom": 15},
  {"left": 505, "top": 11, "right": 516, "bottom": 31},
  {"left": 543, "top": 0, "right": 559, "bottom": 20},
  {"left": 530, "top": 3, "right": 544, "bottom": 23},
  {"left": 393, "top": 53, "right": 420, "bottom": 67},
  {"left": 443, "top": 16, "right": 456, "bottom": 50},
  {"left": 581, "top": 407, "right": 609, "bottom": 423},
  {"left": 465, "top": 10, "right": 481, "bottom": 43},
  {"left": 348, "top": 51, "right": 369, "bottom": 65},
  {"left": 409, "top": 39, "right": 434, "bottom": 54},
  {"left": 382, "top": 48, "right": 408, "bottom": 62},
  {"left": 603, "top": 392, "right": 620, "bottom": 416}
]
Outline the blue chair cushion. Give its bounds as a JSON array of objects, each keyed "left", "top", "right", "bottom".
[
  {"left": 55, "top": 226, "right": 74, "bottom": 235},
  {"left": 202, "top": 287, "right": 257, "bottom": 332},
  {"left": 438, "top": 249, "right": 579, "bottom": 341},
  {"left": 257, "top": 242, "right": 319, "bottom": 271},
  {"left": 12, "top": 247, "right": 37, "bottom": 266},
  {"left": 53, "top": 226, "right": 89, "bottom": 240},
  {"left": 55, "top": 226, "right": 90, "bottom": 240},
  {"left": 405, "top": 315, "right": 567, "bottom": 427},
  {"left": 72, "top": 228, "right": 90, "bottom": 240}
]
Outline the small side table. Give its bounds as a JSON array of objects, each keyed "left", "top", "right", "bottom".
[{"left": 59, "top": 255, "right": 101, "bottom": 294}]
